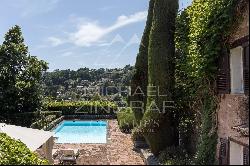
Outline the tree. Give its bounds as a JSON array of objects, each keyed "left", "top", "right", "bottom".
[
  {"left": 140, "top": 0, "right": 179, "bottom": 155},
  {"left": 0, "top": 25, "right": 48, "bottom": 120},
  {"left": 18, "top": 56, "right": 48, "bottom": 112},
  {"left": 0, "top": 25, "right": 28, "bottom": 117},
  {"left": 130, "top": 0, "right": 155, "bottom": 125}
]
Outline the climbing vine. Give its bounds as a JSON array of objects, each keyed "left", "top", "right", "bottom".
[{"left": 175, "top": 0, "right": 244, "bottom": 164}]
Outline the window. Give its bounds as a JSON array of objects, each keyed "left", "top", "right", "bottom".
[
  {"left": 230, "top": 46, "right": 244, "bottom": 94},
  {"left": 230, "top": 141, "right": 244, "bottom": 165},
  {"left": 217, "top": 36, "right": 249, "bottom": 95}
]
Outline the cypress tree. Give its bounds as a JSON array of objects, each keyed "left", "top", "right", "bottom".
[
  {"left": 140, "top": 0, "right": 179, "bottom": 155},
  {"left": 130, "top": 0, "right": 155, "bottom": 125}
]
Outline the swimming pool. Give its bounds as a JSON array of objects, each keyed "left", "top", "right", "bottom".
[{"left": 54, "top": 121, "right": 107, "bottom": 144}]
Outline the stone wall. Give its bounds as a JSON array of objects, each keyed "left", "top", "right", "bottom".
[
  {"left": 217, "top": 95, "right": 249, "bottom": 139},
  {"left": 216, "top": 94, "right": 249, "bottom": 160},
  {"left": 216, "top": 2, "right": 249, "bottom": 161}
]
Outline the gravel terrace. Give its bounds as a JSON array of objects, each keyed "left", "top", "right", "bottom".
[{"left": 53, "top": 120, "right": 145, "bottom": 165}]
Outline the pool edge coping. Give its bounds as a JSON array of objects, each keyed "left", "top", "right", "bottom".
[{"left": 53, "top": 119, "right": 110, "bottom": 145}]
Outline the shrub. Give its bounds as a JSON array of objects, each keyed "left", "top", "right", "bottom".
[
  {"left": 0, "top": 133, "right": 48, "bottom": 165},
  {"left": 131, "top": 127, "right": 145, "bottom": 141},
  {"left": 47, "top": 101, "right": 117, "bottom": 115},
  {"left": 117, "top": 107, "right": 136, "bottom": 132},
  {"left": 158, "top": 146, "right": 193, "bottom": 165},
  {"left": 30, "top": 111, "right": 62, "bottom": 130},
  {"left": 8, "top": 112, "right": 38, "bottom": 127}
]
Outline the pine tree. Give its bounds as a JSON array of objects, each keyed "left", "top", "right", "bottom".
[
  {"left": 130, "top": 0, "right": 155, "bottom": 125},
  {"left": 141, "top": 0, "right": 179, "bottom": 155}
]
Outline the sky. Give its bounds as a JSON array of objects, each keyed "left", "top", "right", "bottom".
[{"left": 0, "top": 0, "right": 192, "bottom": 71}]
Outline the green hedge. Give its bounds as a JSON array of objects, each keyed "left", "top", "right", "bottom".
[
  {"left": 0, "top": 133, "right": 48, "bottom": 165},
  {"left": 7, "top": 112, "right": 38, "bottom": 127},
  {"left": 7, "top": 111, "right": 62, "bottom": 128},
  {"left": 47, "top": 101, "right": 117, "bottom": 115},
  {"left": 38, "top": 111, "right": 62, "bottom": 117},
  {"left": 117, "top": 107, "right": 136, "bottom": 132}
]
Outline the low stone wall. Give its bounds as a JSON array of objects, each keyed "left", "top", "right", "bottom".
[
  {"left": 45, "top": 116, "right": 64, "bottom": 131},
  {"left": 64, "top": 114, "right": 117, "bottom": 120}
]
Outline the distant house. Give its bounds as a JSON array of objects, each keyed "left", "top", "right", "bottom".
[
  {"left": 0, "top": 123, "right": 54, "bottom": 164},
  {"left": 216, "top": 1, "right": 249, "bottom": 165}
]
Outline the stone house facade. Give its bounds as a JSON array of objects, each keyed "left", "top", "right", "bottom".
[{"left": 216, "top": 1, "right": 249, "bottom": 165}]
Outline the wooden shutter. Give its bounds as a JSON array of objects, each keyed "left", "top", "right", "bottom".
[
  {"left": 243, "top": 45, "right": 249, "bottom": 95},
  {"left": 219, "top": 138, "right": 229, "bottom": 165},
  {"left": 217, "top": 48, "right": 231, "bottom": 94},
  {"left": 243, "top": 147, "right": 249, "bottom": 165}
]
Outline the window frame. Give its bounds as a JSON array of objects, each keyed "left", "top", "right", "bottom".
[{"left": 230, "top": 46, "right": 244, "bottom": 94}]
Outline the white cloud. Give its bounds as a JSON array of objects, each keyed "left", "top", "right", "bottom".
[
  {"left": 61, "top": 52, "right": 73, "bottom": 57},
  {"left": 48, "top": 37, "right": 64, "bottom": 47},
  {"left": 69, "top": 11, "right": 147, "bottom": 47},
  {"left": 69, "top": 22, "right": 104, "bottom": 47}
]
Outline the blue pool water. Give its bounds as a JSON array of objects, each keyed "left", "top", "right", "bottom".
[{"left": 54, "top": 121, "right": 107, "bottom": 144}]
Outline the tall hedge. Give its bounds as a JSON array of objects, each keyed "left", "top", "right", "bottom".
[
  {"left": 140, "top": 0, "right": 179, "bottom": 155},
  {"left": 130, "top": 0, "right": 155, "bottom": 125}
]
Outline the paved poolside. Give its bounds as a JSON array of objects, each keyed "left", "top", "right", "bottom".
[{"left": 53, "top": 120, "right": 145, "bottom": 165}]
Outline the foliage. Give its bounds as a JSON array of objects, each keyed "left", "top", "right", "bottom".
[
  {"left": 30, "top": 111, "right": 62, "bottom": 130},
  {"left": 158, "top": 146, "right": 193, "bottom": 165},
  {"left": 140, "top": 0, "right": 179, "bottom": 155},
  {"left": 175, "top": 0, "right": 240, "bottom": 164},
  {"left": 129, "top": 0, "right": 154, "bottom": 125},
  {"left": 0, "top": 133, "right": 48, "bottom": 165},
  {"left": 7, "top": 112, "right": 39, "bottom": 127},
  {"left": 47, "top": 101, "right": 117, "bottom": 115},
  {"left": 0, "top": 25, "right": 48, "bottom": 121},
  {"left": 117, "top": 107, "right": 136, "bottom": 132},
  {"left": 8, "top": 111, "right": 61, "bottom": 128},
  {"left": 42, "top": 65, "right": 134, "bottom": 101},
  {"left": 131, "top": 127, "right": 145, "bottom": 141}
]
